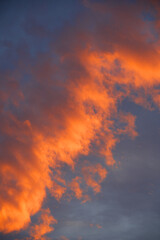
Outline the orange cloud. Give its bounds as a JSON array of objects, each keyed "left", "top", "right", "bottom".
[
  {"left": 96, "top": 224, "right": 102, "bottom": 229},
  {"left": 69, "top": 176, "right": 83, "bottom": 200},
  {"left": 82, "top": 164, "right": 107, "bottom": 193},
  {"left": 89, "top": 223, "right": 102, "bottom": 229},
  {"left": 1, "top": 0, "right": 160, "bottom": 236},
  {"left": 29, "top": 208, "right": 57, "bottom": 240},
  {"left": 58, "top": 236, "right": 70, "bottom": 240}
]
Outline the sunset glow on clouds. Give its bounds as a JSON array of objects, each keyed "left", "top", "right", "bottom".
[{"left": 1, "top": 0, "right": 160, "bottom": 239}]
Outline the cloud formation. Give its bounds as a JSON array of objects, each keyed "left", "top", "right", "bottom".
[
  {"left": 29, "top": 208, "right": 57, "bottom": 240},
  {"left": 0, "top": 0, "right": 160, "bottom": 238}
]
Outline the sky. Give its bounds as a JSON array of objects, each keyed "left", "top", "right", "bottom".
[{"left": 1, "top": 0, "right": 160, "bottom": 239}]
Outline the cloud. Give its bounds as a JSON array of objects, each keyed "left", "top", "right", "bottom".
[
  {"left": 89, "top": 223, "right": 102, "bottom": 229},
  {"left": 29, "top": 208, "right": 57, "bottom": 240},
  {"left": 1, "top": 0, "right": 160, "bottom": 237},
  {"left": 58, "top": 236, "right": 69, "bottom": 240},
  {"left": 82, "top": 164, "right": 107, "bottom": 193}
]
